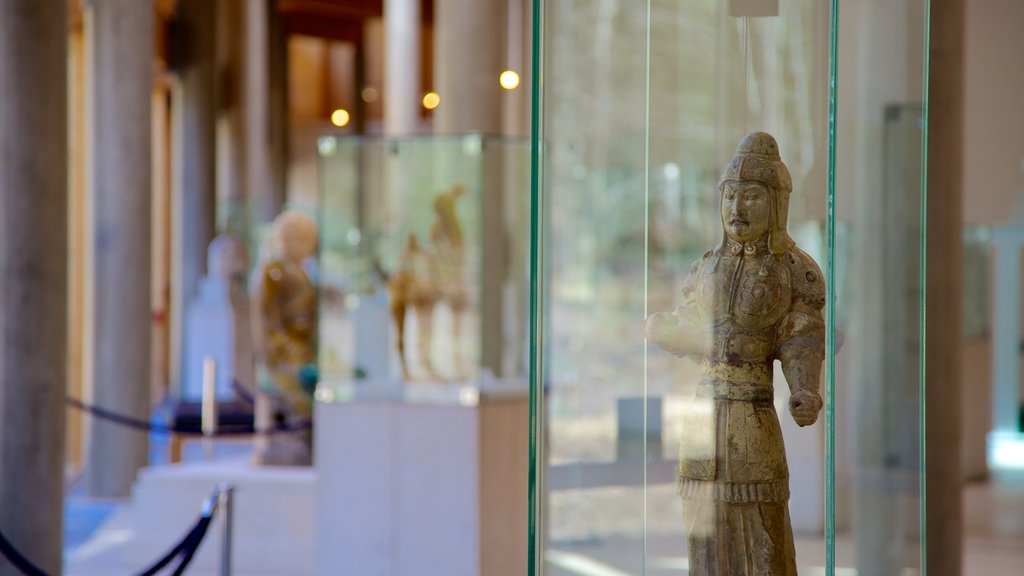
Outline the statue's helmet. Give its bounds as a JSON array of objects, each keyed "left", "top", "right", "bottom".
[{"left": 718, "top": 131, "right": 795, "bottom": 255}]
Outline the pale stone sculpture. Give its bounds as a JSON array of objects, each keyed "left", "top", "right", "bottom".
[
  {"left": 388, "top": 233, "right": 439, "bottom": 380},
  {"left": 183, "top": 234, "right": 253, "bottom": 400},
  {"left": 387, "top": 183, "right": 469, "bottom": 380},
  {"left": 645, "top": 132, "right": 825, "bottom": 575},
  {"left": 251, "top": 211, "right": 318, "bottom": 465}
]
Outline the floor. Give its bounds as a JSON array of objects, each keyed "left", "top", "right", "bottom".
[
  {"left": 62, "top": 444, "right": 1024, "bottom": 575},
  {"left": 542, "top": 470, "right": 1024, "bottom": 575}
]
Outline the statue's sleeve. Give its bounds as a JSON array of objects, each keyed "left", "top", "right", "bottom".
[
  {"left": 777, "top": 250, "right": 826, "bottom": 397},
  {"left": 645, "top": 255, "right": 709, "bottom": 358}
]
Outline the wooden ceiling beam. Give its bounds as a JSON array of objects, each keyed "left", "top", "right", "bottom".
[
  {"left": 283, "top": 13, "right": 364, "bottom": 44},
  {"left": 277, "top": 0, "right": 383, "bottom": 20}
]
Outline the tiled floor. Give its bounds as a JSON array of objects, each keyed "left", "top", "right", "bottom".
[
  {"left": 63, "top": 450, "right": 1024, "bottom": 574},
  {"left": 543, "top": 471, "right": 1024, "bottom": 575}
]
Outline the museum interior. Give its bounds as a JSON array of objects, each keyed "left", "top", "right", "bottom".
[{"left": 1, "top": 0, "right": 1023, "bottom": 575}]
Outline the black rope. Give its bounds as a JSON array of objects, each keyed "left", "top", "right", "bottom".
[
  {"left": 1, "top": 491, "right": 223, "bottom": 576},
  {"left": 0, "top": 529, "right": 49, "bottom": 576},
  {"left": 65, "top": 396, "right": 311, "bottom": 436},
  {"left": 134, "top": 519, "right": 203, "bottom": 576},
  {"left": 134, "top": 515, "right": 213, "bottom": 576},
  {"left": 170, "top": 516, "right": 213, "bottom": 576}
]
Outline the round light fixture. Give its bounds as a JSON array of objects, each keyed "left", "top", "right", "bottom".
[
  {"left": 422, "top": 92, "right": 441, "bottom": 110},
  {"left": 499, "top": 70, "right": 520, "bottom": 90},
  {"left": 330, "top": 108, "right": 350, "bottom": 127}
]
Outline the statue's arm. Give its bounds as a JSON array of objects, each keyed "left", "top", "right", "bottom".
[
  {"left": 644, "top": 258, "right": 709, "bottom": 358},
  {"left": 778, "top": 251, "right": 826, "bottom": 427}
]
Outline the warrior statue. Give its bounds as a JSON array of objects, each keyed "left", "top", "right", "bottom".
[
  {"left": 251, "top": 210, "right": 318, "bottom": 465},
  {"left": 645, "top": 132, "right": 825, "bottom": 575}
]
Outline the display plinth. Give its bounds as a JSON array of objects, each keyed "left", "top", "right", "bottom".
[
  {"left": 66, "top": 460, "right": 315, "bottom": 576},
  {"left": 314, "top": 379, "right": 529, "bottom": 576}
]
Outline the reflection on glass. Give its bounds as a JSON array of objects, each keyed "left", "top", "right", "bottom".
[
  {"left": 317, "top": 136, "right": 530, "bottom": 397},
  {"left": 531, "top": 0, "right": 927, "bottom": 574}
]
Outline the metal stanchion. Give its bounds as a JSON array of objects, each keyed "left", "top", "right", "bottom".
[
  {"left": 217, "top": 483, "right": 235, "bottom": 576},
  {"left": 202, "top": 356, "right": 218, "bottom": 460}
]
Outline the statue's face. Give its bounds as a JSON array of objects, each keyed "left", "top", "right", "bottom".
[
  {"left": 721, "top": 181, "right": 770, "bottom": 243},
  {"left": 282, "top": 228, "right": 317, "bottom": 262}
]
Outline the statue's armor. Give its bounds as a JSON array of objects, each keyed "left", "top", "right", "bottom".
[{"left": 676, "top": 236, "right": 825, "bottom": 502}]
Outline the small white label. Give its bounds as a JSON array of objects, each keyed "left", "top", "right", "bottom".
[{"left": 729, "top": 0, "right": 779, "bottom": 17}]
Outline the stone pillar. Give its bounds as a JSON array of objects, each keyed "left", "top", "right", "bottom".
[
  {"left": 435, "top": 0, "right": 504, "bottom": 134},
  {"left": 218, "top": 0, "right": 247, "bottom": 236},
  {"left": 87, "top": 0, "right": 154, "bottom": 498},
  {"left": 172, "top": 0, "right": 217, "bottom": 392},
  {"left": 0, "top": 1, "right": 68, "bottom": 570},
  {"left": 926, "top": 0, "right": 965, "bottom": 573},
  {"left": 245, "top": 0, "right": 276, "bottom": 224},
  {"left": 384, "top": 0, "right": 421, "bottom": 135},
  {"left": 268, "top": 2, "right": 288, "bottom": 212}
]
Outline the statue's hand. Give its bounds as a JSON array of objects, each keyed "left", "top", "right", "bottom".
[
  {"left": 789, "top": 390, "right": 822, "bottom": 427},
  {"left": 643, "top": 311, "right": 678, "bottom": 350}
]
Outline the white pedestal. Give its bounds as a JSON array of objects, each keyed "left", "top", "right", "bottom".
[{"left": 314, "top": 379, "right": 529, "bottom": 576}]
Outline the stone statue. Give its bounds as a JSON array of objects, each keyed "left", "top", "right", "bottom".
[
  {"left": 386, "top": 183, "right": 469, "bottom": 381},
  {"left": 388, "top": 233, "right": 439, "bottom": 380},
  {"left": 429, "top": 184, "right": 469, "bottom": 377},
  {"left": 250, "top": 210, "right": 318, "bottom": 465},
  {"left": 644, "top": 132, "right": 825, "bottom": 575},
  {"left": 183, "top": 234, "right": 253, "bottom": 401}
]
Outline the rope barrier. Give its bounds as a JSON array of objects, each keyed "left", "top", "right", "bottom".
[
  {"left": 65, "top": 396, "right": 311, "bottom": 436},
  {"left": 136, "top": 489, "right": 219, "bottom": 576},
  {"left": 0, "top": 486, "right": 226, "bottom": 576},
  {"left": 0, "top": 531, "right": 48, "bottom": 576}
]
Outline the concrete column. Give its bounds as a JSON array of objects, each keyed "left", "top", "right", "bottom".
[
  {"left": 384, "top": 0, "right": 421, "bottom": 135},
  {"left": 0, "top": 1, "right": 68, "bottom": 571},
  {"left": 435, "top": 0, "right": 504, "bottom": 134},
  {"left": 172, "top": 0, "right": 217, "bottom": 392},
  {"left": 217, "top": 0, "right": 247, "bottom": 235},
  {"left": 926, "top": 0, "right": 965, "bottom": 574},
  {"left": 87, "top": 0, "right": 154, "bottom": 498},
  {"left": 245, "top": 0, "right": 275, "bottom": 224},
  {"left": 268, "top": 2, "right": 288, "bottom": 212}
]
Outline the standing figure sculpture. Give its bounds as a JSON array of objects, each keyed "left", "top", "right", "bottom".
[
  {"left": 645, "top": 132, "right": 825, "bottom": 575},
  {"left": 429, "top": 184, "right": 469, "bottom": 377},
  {"left": 251, "top": 210, "right": 318, "bottom": 465},
  {"left": 387, "top": 183, "right": 469, "bottom": 381},
  {"left": 388, "top": 233, "right": 440, "bottom": 380}
]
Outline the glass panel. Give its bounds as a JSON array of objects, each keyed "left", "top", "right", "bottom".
[
  {"left": 832, "top": 1, "right": 928, "bottom": 573},
  {"left": 529, "top": 0, "right": 929, "bottom": 574},
  {"left": 316, "top": 136, "right": 530, "bottom": 402}
]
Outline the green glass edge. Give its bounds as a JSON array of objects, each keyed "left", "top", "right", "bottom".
[
  {"left": 641, "top": 0, "right": 653, "bottom": 572},
  {"left": 919, "top": 1, "right": 931, "bottom": 574},
  {"left": 825, "top": 0, "right": 839, "bottom": 574},
  {"left": 527, "top": 0, "right": 545, "bottom": 573}
]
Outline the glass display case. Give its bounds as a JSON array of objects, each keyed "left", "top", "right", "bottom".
[
  {"left": 316, "top": 135, "right": 530, "bottom": 396},
  {"left": 528, "top": 1, "right": 929, "bottom": 574},
  {"left": 313, "top": 136, "right": 533, "bottom": 575}
]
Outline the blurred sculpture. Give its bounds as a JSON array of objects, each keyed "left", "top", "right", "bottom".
[
  {"left": 183, "top": 235, "right": 253, "bottom": 401},
  {"left": 429, "top": 184, "right": 469, "bottom": 377},
  {"left": 251, "top": 210, "right": 318, "bottom": 465},
  {"left": 388, "top": 233, "right": 439, "bottom": 380},
  {"left": 387, "top": 184, "right": 469, "bottom": 381},
  {"left": 644, "top": 132, "right": 825, "bottom": 575}
]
